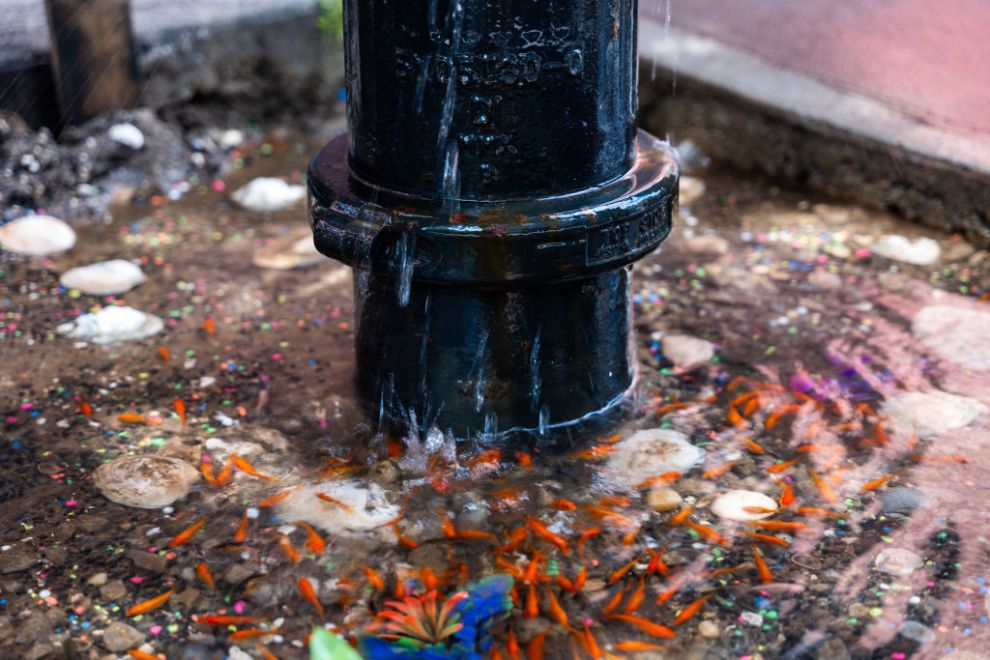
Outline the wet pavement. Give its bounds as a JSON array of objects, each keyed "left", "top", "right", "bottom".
[{"left": 1, "top": 123, "right": 990, "bottom": 660}]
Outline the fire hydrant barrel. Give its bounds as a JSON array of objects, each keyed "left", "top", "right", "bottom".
[{"left": 309, "top": 0, "right": 678, "bottom": 441}]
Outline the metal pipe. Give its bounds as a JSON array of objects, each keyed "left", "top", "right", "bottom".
[{"left": 308, "top": 0, "right": 678, "bottom": 441}]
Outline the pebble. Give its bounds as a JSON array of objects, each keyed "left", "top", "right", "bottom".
[
  {"left": 125, "top": 549, "right": 168, "bottom": 572},
  {"left": 253, "top": 231, "right": 323, "bottom": 270},
  {"left": 605, "top": 429, "right": 704, "bottom": 490},
  {"left": 100, "top": 580, "right": 127, "bottom": 601},
  {"left": 913, "top": 304, "right": 990, "bottom": 370},
  {"left": 107, "top": 123, "right": 145, "bottom": 150},
  {"left": 807, "top": 269, "right": 842, "bottom": 289},
  {"left": 57, "top": 305, "right": 164, "bottom": 344},
  {"left": 0, "top": 214, "right": 76, "bottom": 256},
  {"left": 223, "top": 564, "right": 256, "bottom": 585},
  {"left": 93, "top": 455, "right": 200, "bottom": 509},
  {"left": 698, "top": 620, "right": 720, "bottom": 638},
  {"left": 710, "top": 490, "right": 778, "bottom": 522},
  {"left": 0, "top": 549, "right": 36, "bottom": 574},
  {"left": 276, "top": 480, "right": 401, "bottom": 534},
  {"left": 874, "top": 547, "right": 924, "bottom": 576},
  {"left": 59, "top": 259, "right": 146, "bottom": 296},
  {"left": 681, "top": 234, "right": 729, "bottom": 257},
  {"left": 645, "top": 487, "right": 683, "bottom": 512},
  {"left": 232, "top": 177, "right": 306, "bottom": 212},
  {"left": 872, "top": 234, "right": 940, "bottom": 265},
  {"left": 86, "top": 572, "right": 108, "bottom": 587},
  {"left": 678, "top": 176, "right": 706, "bottom": 205},
  {"left": 740, "top": 611, "right": 763, "bottom": 626},
  {"left": 102, "top": 621, "right": 144, "bottom": 652},
  {"left": 898, "top": 620, "right": 936, "bottom": 645},
  {"left": 661, "top": 334, "right": 715, "bottom": 369},
  {"left": 882, "top": 390, "right": 986, "bottom": 438}
]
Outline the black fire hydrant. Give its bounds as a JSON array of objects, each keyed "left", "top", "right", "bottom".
[{"left": 308, "top": 0, "right": 678, "bottom": 440}]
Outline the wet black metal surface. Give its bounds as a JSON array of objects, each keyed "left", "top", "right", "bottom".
[{"left": 309, "top": 0, "right": 678, "bottom": 439}]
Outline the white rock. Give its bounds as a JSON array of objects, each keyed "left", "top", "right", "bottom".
[
  {"left": 59, "top": 259, "right": 146, "bottom": 296},
  {"left": 94, "top": 455, "right": 199, "bottom": 509},
  {"left": 913, "top": 305, "right": 990, "bottom": 370},
  {"left": 253, "top": 233, "right": 322, "bottom": 270},
  {"left": 219, "top": 129, "right": 245, "bottom": 149},
  {"left": 57, "top": 305, "right": 163, "bottom": 344},
  {"left": 232, "top": 177, "right": 306, "bottom": 212},
  {"left": 605, "top": 429, "right": 704, "bottom": 490},
  {"left": 882, "top": 390, "right": 986, "bottom": 438},
  {"left": 276, "top": 480, "right": 400, "bottom": 535},
  {"left": 872, "top": 235, "right": 940, "bottom": 266},
  {"left": 0, "top": 215, "right": 76, "bottom": 256},
  {"left": 679, "top": 176, "right": 706, "bottom": 206},
  {"left": 645, "top": 487, "right": 683, "bottom": 512},
  {"left": 662, "top": 334, "right": 715, "bottom": 369},
  {"left": 108, "top": 122, "right": 145, "bottom": 150},
  {"left": 710, "top": 490, "right": 778, "bottom": 522},
  {"left": 874, "top": 547, "right": 924, "bottom": 577}
]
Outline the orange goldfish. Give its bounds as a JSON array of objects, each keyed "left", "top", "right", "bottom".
[
  {"left": 169, "top": 518, "right": 205, "bottom": 548},
  {"left": 298, "top": 577, "right": 324, "bottom": 617},
  {"left": 126, "top": 588, "right": 175, "bottom": 616}
]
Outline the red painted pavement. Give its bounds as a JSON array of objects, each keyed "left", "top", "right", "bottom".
[{"left": 643, "top": 0, "right": 990, "bottom": 135}]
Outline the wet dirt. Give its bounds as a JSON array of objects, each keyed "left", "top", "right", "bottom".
[{"left": 1, "top": 120, "right": 990, "bottom": 660}]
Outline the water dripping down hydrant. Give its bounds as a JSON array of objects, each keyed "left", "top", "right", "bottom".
[{"left": 308, "top": 0, "right": 678, "bottom": 441}]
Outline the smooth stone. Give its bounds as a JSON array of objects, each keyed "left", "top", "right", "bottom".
[
  {"left": 645, "top": 487, "right": 683, "bottom": 512},
  {"left": 232, "top": 177, "right": 305, "bottom": 212},
  {"left": 898, "top": 620, "right": 936, "bottom": 645},
  {"left": 879, "top": 487, "right": 931, "bottom": 515},
  {"left": 93, "top": 455, "right": 200, "bottom": 509},
  {"left": 605, "top": 429, "right": 704, "bottom": 490},
  {"left": 276, "top": 480, "right": 400, "bottom": 535},
  {"left": 57, "top": 305, "right": 163, "bottom": 344},
  {"left": 678, "top": 176, "right": 706, "bottom": 205},
  {"left": 913, "top": 305, "right": 990, "bottom": 370},
  {"left": 100, "top": 580, "right": 127, "bottom": 601},
  {"left": 698, "top": 620, "right": 720, "bottom": 638},
  {"left": 662, "top": 334, "right": 715, "bottom": 369},
  {"left": 882, "top": 390, "right": 986, "bottom": 438},
  {"left": 681, "top": 234, "right": 729, "bottom": 256},
  {"left": 253, "top": 231, "right": 322, "bottom": 270},
  {"left": 223, "top": 564, "right": 256, "bottom": 585},
  {"left": 125, "top": 549, "right": 167, "bottom": 573},
  {"left": 872, "top": 235, "right": 940, "bottom": 265},
  {"left": 107, "top": 123, "right": 145, "bottom": 150},
  {"left": 0, "top": 215, "right": 76, "bottom": 256},
  {"left": 60, "top": 259, "right": 146, "bottom": 296},
  {"left": 102, "top": 621, "right": 144, "bottom": 652},
  {"left": 0, "top": 549, "right": 36, "bottom": 574},
  {"left": 874, "top": 547, "right": 924, "bottom": 576},
  {"left": 710, "top": 490, "right": 778, "bottom": 522},
  {"left": 86, "top": 572, "right": 108, "bottom": 587}
]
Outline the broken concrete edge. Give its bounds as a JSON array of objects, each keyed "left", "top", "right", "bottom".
[
  {"left": 638, "top": 21, "right": 990, "bottom": 247},
  {"left": 1, "top": 1, "right": 342, "bottom": 128}
]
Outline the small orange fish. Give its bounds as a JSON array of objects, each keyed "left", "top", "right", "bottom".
[
  {"left": 523, "top": 552, "right": 543, "bottom": 584},
  {"left": 524, "top": 584, "right": 539, "bottom": 619},
  {"left": 296, "top": 521, "right": 325, "bottom": 554},
  {"left": 622, "top": 527, "right": 640, "bottom": 546},
  {"left": 233, "top": 513, "right": 249, "bottom": 544},
  {"left": 808, "top": 467, "right": 838, "bottom": 504},
  {"left": 861, "top": 473, "right": 899, "bottom": 492},
  {"left": 79, "top": 399, "right": 94, "bottom": 416},
  {"left": 688, "top": 521, "right": 728, "bottom": 545},
  {"left": 276, "top": 534, "right": 301, "bottom": 564},
  {"left": 545, "top": 587, "right": 569, "bottom": 626},
  {"left": 298, "top": 577, "right": 324, "bottom": 617},
  {"left": 599, "top": 433, "right": 623, "bottom": 444},
  {"left": 173, "top": 398, "right": 186, "bottom": 428},
  {"left": 575, "top": 566, "right": 587, "bottom": 590},
  {"left": 749, "top": 520, "right": 808, "bottom": 533},
  {"left": 556, "top": 574, "right": 577, "bottom": 594},
  {"left": 169, "top": 518, "right": 205, "bottom": 548},
  {"left": 195, "top": 561, "right": 216, "bottom": 589},
  {"left": 571, "top": 444, "right": 617, "bottom": 460},
  {"left": 608, "top": 557, "right": 640, "bottom": 584},
  {"left": 200, "top": 462, "right": 218, "bottom": 486},
  {"left": 215, "top": 457, "right": 233, "bottom": 486},
  {"left": 203, "top": 318, "right": 216, "bottom": 335},
  {"left": 465, "top": 449, "right": 502, "bottom": 473},
  {"left": 199, "top": 615, "right": 266, "bottom": 625},
  {"left": 527, "top": 518, "right": 570, "bottom": 554},
  {"left": 767, "top": 459, "right": 798, "bottom": 474},
  {"left": 874, "top": 421, "right": 890, "bottom": 446},
  {"left": 456, "top": 529, "right": 499, "bottom": 543},
  {"left": 647, "top": 547, "right": 670, "bottom": 576},
  {"left": 777, "top": 480, "right": 796, "bottom": 507},
  {"left": 742, "top": 397, "right": 761, "bottom": 417},
  {"left": 655, "top": 401, "right": 692, "bottom": 416},
  {"left": 516, "top": 451, "right": 533, "bottom": 469},
  {"left": 623, "top": 577, "right": 646, "bottom": 614},
  {"left": 231, "top": 454, "right": 273, "bottom": 480},
  {"left": 527, "top": 632, "right": 546, "bottom": 660},
  {"left": 553, "top": 498, "right": 577, "bottom": 511},
  {"left": 117, "top": 412, "right": 147, "bottom": 424},
  {"left": 611, "top": 614, "right": 677, "bottom": 639},
  {"left": 674, "top": 594, "right": 710, "bottom": 625},
  {"left": 157, "top": 347, "right": 170, "bottom": 362},
  {"left": 753, "top": 545, "right": 772, "bottom": 583},
  {"left": 583, "top": 625, "right": 602, "bottom": 659},
  {"left": 507, "top": 628, "right": 521, "bottom": 660},
  {"left": 727, "top": 406, "right": 744, "bottom": 427},
  {"left": 316, "top": 492, "right": 354, "bottom": 513},
  {"left": 129, "top": 651, "right": 160, "bottom": 660},
  {"left": 703, "top": 462, "right": 738, "bottom": 479},
  {"left": 669, "top": 506, "right": 693, "bottom": 526},
  {"left": 255, "top": 643, "right": 278, "bottom": 660},
  {"left": 126, "top": 588, "right": 175, "bottom": 616},
  {"left": 259, "top": 488, "right": 295, "bottom": 508},
  {"left": 364, "top": 567, "right": 385, "bottom": 591},
  {"left": 502, "top": 524, "right": 530, "bottom": 552},
  {"left": 601, "top": 587, "right": 627, "bottom": 617},
  {"left": 743, "top": 438, "right": 766, "bottom": 455},
  {"left": 656, "top": 578, "right": 683, "bottom": 605},
  {"left": 746, "top": 532, "right": 790, "bottom": 548},
  {"left": 228, "top": 628, "right": 285, "bottom": 641},
  {"left": 616, "top": 641, "right": 665, "bottom": 652},
  {"left": 795, "top": 506, "right": 842, "bottom": 518},
  {"left": 765, "top": 403, "right": 800, "bottom": 430},
  {"left": 726, "top": 376, "right": 750, "bottom": 391},
  {"left": 635, "top": 471, "right": 682, "bottom": 490},
  {"left": 440, "top": 515, "right": 457, "bottom": 538}
]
